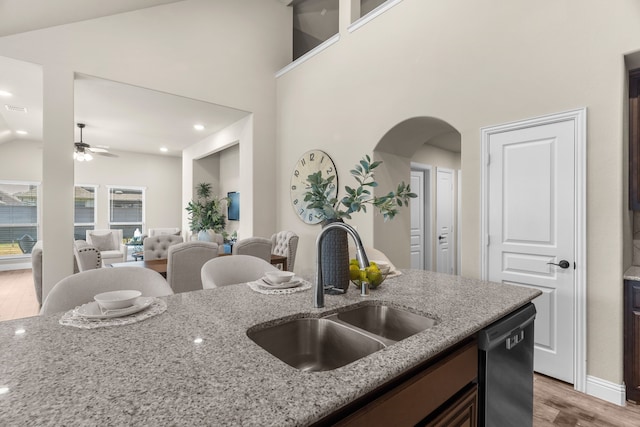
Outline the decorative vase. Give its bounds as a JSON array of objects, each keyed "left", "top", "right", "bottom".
[
  {"left": 197, "top": 230, "right": 212, "bottom": 242},
  {"left": 321, "top": 218, "right": 350, "bottom": 292}
]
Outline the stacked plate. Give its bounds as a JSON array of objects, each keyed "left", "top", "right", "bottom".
[
  {"left": 260, "top": 271, "right": 303, "bottom": 289},
  {"left": 74, "top": 290, "right": 154, "bottom": 319}
]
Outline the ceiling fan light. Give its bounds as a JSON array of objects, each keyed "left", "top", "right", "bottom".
[
  {"left": 77, "top": 153, "right": 85, "bottom": 161},
  {"left": 84, "top": 152, "right": 93, "bottom": 161}
]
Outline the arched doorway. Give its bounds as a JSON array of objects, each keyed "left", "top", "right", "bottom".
[{"left": 372, "top": 117, "right": 461, "bottom": 273}]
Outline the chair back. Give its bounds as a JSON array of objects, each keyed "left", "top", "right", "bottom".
[
  {"left": 232, "top": 237, "right": 271, "bottom": 262},
  {"left": 166, "top": 241, "right": 219, "bottom": 293},
  {"left": 201, "top": 255, "right": 279, "bottom": 288},
  {"left": 143, "top": 234, "right": 184, "bottom": 260},
  {"left": 148, "top": 228, "right": 180, "bottom": 237},
  {"left": 31, "top": 240, "right": 43, "bottom": 306},
  {"left": 271, "top": 231, "right": 299, "bottom": 272},
  {"left": 73, "top": 240, "right": 102, "bottom": 272},
  {"left": 40, "top": 267, "right": 173, "bottom": 316}
]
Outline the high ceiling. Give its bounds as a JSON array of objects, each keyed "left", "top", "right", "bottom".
[
  {"left": 0, "top": 0, "right": 187, "bottom": 37},
  {"left": 0, "top": 0, "right": 252, "bottom": 157}
]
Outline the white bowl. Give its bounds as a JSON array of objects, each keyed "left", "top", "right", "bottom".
[
  {"left": 94, "top": 290, "right": 142, "bottom": 310},
  {"left": 264, "top": 271, "right": 295, "bottom": 284}
]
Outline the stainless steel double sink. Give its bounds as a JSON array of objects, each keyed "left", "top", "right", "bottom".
[{"left": 247, "top": 303, "right": 438, "bottom": 372}]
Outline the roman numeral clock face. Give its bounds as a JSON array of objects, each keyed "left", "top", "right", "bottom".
[{"left": 290, "top": 149, "right": 338, "bottom": 224}]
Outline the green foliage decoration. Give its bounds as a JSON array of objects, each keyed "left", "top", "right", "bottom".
[
  {"left": 303, "top": 155, "right": 417, "bottom": 222},
  {"left": 185, "top": 183, "right": 228, "bottom": 233}
]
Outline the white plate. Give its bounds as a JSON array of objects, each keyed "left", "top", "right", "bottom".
[
  {"left": 261, "top": 276, "right": 302, "bottom": 289},
  {"left": 74, "top": 297, "right": 154, "bottom": 319}
]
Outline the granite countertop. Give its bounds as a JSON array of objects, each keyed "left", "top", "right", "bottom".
[
  {"left": 624, "top": 266, "right": 640, "bottom": 281},
  {"left": 0, "top": 270, "right": 539, "bottom": 426}
]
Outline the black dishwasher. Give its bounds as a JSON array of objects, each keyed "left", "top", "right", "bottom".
[{"left": 477, "top": 302, "right": 536, "bottom": 427}]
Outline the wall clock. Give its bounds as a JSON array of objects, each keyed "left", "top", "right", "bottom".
[{"left": 290, "top": 149, "right": 338, "bottom": 224}]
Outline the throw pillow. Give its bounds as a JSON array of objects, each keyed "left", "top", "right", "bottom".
[{"left": 91, "top": 232, "right": 115, "bottom": 251}]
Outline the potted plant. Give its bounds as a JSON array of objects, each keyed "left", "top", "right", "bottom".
[
  {"left": 303, "top": 155, "right": 416, "bottom": 290},
  {"left": 186, "top": 183, "right": 228, "bottom": 241}
]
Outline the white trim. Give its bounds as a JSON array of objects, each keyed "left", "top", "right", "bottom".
[
  {"left": 585, "top": 375, "right": 626, "bottom": 406},
  {"left": 411, "top": 162, "right": 433, "bottom": 271},
  {"left": 348, "top": 0, "right": 404, "bottom": 33},
  {"left": 0, "top": 260, "right": 31, "bottom": 271},
  {"left": 480, "top": 108, "right": 587, "bottom": 393},
  {"left": 457, "top": 169, "right": 462, "bottom": 275},
  {"left": 275, "top": 34, "right": 340, "bottom": 78}
]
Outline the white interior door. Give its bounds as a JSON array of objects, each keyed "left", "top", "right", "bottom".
[
  {"left": 436, "top": 168, "right": 454, "bottom": 274},
  {"left": 410, "top": 170, "right": 424, "bottom": 269},
  {"left": 487, "top": 120, "right": 575, "bottom": 384}
]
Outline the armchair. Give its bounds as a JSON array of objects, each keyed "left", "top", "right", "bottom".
[
  {"left": 148, "top": 228, "right": 181, "bottom": 237},
  {"left": 86, "top": 229, "right": 126, "bottom": 266},
  {"left": 271, "top": 231, "right": 299, "bottom": 272},
  {"left": 73, "top": 240, "right": 102, "bottom": 272}
]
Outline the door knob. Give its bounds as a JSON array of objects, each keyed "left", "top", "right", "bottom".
[
  {"left": 438, "top": 235, "right": 445, "bottom": 241},
  {"left": 547, "top": 260, "right": 570, "bottom": 269}
]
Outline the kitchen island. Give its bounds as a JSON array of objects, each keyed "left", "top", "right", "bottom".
[{"left": 0, "top": 270, "right": 539, "bottom": 426}]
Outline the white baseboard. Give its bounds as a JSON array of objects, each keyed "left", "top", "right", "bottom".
[
  {"left": 0, "top": 261, "right": 31, "bottom": 271},
  {"left": 586, "top": 375, "right": 626, "bottom": 406}
]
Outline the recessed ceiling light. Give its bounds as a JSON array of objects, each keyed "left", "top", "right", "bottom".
[
  {"left": 193, "top": 124, "right": 205, "bottom": 131},
  {"left": 0, "top": 90, "right": 12, "bottom": 97},
  {"left": 160, "top": 147, "right": 168, "bottom": 153},
  {"left": 15, "top": 130, "right": 27, "bottom": 135}
]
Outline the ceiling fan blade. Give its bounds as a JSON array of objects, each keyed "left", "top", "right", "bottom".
[
  {"left": 95, "top": 152, "right": 119, "bottom": 158},
  {"left": 88, "top": 147, "right": 109, "bottom": 153}
]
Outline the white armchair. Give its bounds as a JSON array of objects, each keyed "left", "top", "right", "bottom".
[
  {"left": 86, "top": 229, "right": 126, "bottom": 266},
  {"left": 73, "top": 240, "right": 102, "bottom": 272}
]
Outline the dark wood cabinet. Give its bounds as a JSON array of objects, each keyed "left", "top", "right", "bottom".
[
  {"left": 325, "top": 340, "right": 478, "bottom": 427},
  {"left": 624, "top": 279, "right": 640, "bottom": 402},
  {"left": 629, "top": 69, "right": 640, "bottom": 210},
  {"left": 423, "top": 385, "right": 478, "bottom": 427}
]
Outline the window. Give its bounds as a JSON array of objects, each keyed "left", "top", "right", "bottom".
[
  {"left": 293, "top": 0, "right": 339, "bottom": 60},
  {"left": 108, "top": 187, "right": 144, "bottom": 241},
  {"left": 74, "top": 185, "right": 97, "bottom": 240},
  {"left": 0, "top": 181, "right": 39, "bottom": 256},
  {"left": 360, "top": 0, "right": 388, "bottom": 17}
]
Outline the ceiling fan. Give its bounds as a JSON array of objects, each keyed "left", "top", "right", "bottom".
[{"left": 74, "top": 123, "right": 116, "bottom": 161}]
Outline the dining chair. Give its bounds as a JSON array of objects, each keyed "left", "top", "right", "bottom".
[
  {"left": 143, "top": 234, "right": 184, "bottom": 260},
  {"left": 232, "top": 237, "right": 272, "bottom": 263},
  {"left": 201, "top": 255, "right": 279, "bottom": 288},
  {"left": 166, "top": 241, "right": 219, "bottom": 294},
  {"left": 31, "top": 240, "right": 43, "bottom": 307},
  {"left": 270, "top": 230, "right": 299, "bottom": 272},
  {"left": 40, "top": 267, "right": 173, "bottom": 316}
]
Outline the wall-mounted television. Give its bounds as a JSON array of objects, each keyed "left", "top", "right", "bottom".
[{"left": 227, "top": 191, "right": 239, "bottom": 221}]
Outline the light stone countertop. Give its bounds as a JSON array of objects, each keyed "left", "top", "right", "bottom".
[{"left": 0, "top": 269, "right": 539, "bottom": 426}]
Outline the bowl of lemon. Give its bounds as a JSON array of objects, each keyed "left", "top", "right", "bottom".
[{"left": 349, "top": 259, "right": 390, "bottom": 289}]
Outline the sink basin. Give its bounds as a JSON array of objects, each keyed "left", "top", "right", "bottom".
[
  {"left": 336, "top": 305, "right": 438, "bottom": 341},
  {"left": 247, "top": 318, "right": 385, "bottom": 372}
]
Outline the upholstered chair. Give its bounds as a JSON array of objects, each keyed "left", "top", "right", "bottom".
[
  {"left": 201, "top": 255, "right": 278, "bottom": 289},
  {"left": 86, "top": 229, "right": 126, "bottom": 266},
  {"left": 166, "top": 241, "right": 219, "bottom": 294},
  {"left": 148, "top": 227, "right": 181, "bottom": 237},
  {"left": 40, "top": 267, "right": 173, "bottom": 316},
  {"left": 232, "top": 237, "right": 272, "bottom": 263},
  {"left": 73, "top": 240, "right": 102, "bottom": 272},
  {"left": 270, "top": 231, "right": 299, "bottom": 272},
  {"left": 31, "top": 240, "right": 43, "bottom": 307},
  {"left": 143, "top": 234, "right": 184, "bottom": 260}
]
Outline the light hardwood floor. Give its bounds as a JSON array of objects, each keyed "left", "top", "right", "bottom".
[
  {"left": 1, "top": 270, "right": 640, "bottom": 424},
  {"left": 0, "top": 268, "right": 39, "bottom": 321}
]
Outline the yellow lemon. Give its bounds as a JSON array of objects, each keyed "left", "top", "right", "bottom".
[
  {"left": 349, "top": 264, "right": 361, "bottom": 280},
  {"left": 350, "top": 258, "right": 359, "bottom": 266},
  {"left": 367, "top": 270, "right": 383, "bottom": 286}
]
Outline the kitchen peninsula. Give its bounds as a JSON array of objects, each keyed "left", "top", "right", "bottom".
[{"left": 0, "top": 270, "right": 539, "bottom": 426}]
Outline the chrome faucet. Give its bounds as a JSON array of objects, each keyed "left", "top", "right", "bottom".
[{"left": 314, "top": 222, "right": 370, "bottom": 308}]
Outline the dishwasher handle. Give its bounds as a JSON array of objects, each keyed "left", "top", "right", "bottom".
[{"left": 506, "top": 330, "right": 525, "bottom": 350}]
